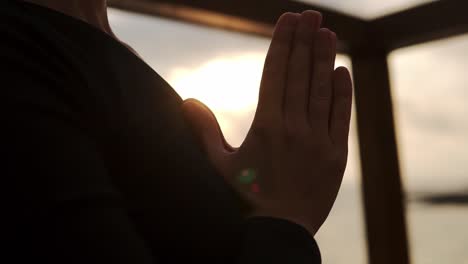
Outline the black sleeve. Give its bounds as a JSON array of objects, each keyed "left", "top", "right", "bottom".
[
  {"left": 3, "top": 72, "right": 158, "bottom": 264},
  {"left": 1, "top": 21, "right": 158, "bottom": 263},
  {"left": 4, "top": 89, "right": 322, "bottom": 264},
  {"left": 240, "top": 217, "right": 321, "bottom": 263},
  {"left": 1, "top": 21, "right": 321, "bottom": 264},
  {"left": 4, "top": 104, "right": 321, "bottom": 264}
]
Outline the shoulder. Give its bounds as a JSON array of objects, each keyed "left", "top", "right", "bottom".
[
  {"left": 0, "top": 1, "right": 82, "bottom": 75},
  {"left": 1, "top": 1, "right": 63, "bottom": 60},
  {"left": 0, "top": 1, "right": 89, "bottom": 111}
]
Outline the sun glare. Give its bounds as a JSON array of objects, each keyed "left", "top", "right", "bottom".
[
  {"left": 168, "top": 53, "right": 265, "bottom": 147},
  {"left": 169, "top": 53, "right": 265, "bottom": 112},
  {"left": 168, "top": 53, "right": 351, "bottom": 147}
]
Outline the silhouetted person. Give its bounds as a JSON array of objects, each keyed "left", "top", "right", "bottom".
[{"left": 2, "top": 0, "right": 353, "bottom": 263}]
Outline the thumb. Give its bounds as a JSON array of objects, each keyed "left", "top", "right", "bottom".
[{"left": 181, "top": 98, "right": 231, "bottom": 166}]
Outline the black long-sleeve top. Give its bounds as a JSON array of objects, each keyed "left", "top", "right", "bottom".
[{"left": 1, "top": 1, "right": 321, "bottom": 263}]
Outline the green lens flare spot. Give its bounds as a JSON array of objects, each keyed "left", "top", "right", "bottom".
[{"left": 238, "top": 168, "right": 256, "bottom": 184}]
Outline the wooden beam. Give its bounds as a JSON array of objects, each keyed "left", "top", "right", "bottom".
[
  {"left": 351, "top": 48, "right": 410, "bottom": 264},
  {"left": 108, "top": 0, "right": 368, "bottom": 53},
  {"left": 371, "top": 0, "right": 468, "bottom": 51}
]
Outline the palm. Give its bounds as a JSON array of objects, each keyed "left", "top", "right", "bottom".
[{"left": 181, "top": 10, "right": 352, "bottom": 236}]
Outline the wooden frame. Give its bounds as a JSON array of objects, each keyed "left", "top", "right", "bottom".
[
  {"left": 372, "top": 0, "right": 468, "bottom": 52},
  {"left": 108, "top": 0, "right": 367, "bottom": 53},
  {"left": 107, "top": 1, "right": 468, "bottom": 263}
]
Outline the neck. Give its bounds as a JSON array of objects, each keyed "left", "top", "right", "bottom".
[{"left": 24, "top": 0, "right": 115, "bottom": 37}]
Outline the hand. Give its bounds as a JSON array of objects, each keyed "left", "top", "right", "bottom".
[{"left": 181, "top": 10, "right": 352, "bottom": 236}]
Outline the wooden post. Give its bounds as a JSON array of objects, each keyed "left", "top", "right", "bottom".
[{"left": 351, "top": 47, "right": 410, "bottom": 264}]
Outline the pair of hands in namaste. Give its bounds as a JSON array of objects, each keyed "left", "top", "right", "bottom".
[{"left": 182, "top": 10, "right": 353, "bottom": 236}]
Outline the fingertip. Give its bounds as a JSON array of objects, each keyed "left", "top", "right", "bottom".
[
  {"left": 181, "top": 99, "right": 214, "bottom": 124},
  {"left": 301, "top": 10, "right": 322, "bottom": 28},
  {"left": 277, "top": 12, "right": 300, "bottom": 29},
  {"left": 273, "top": 13, "right": 300, "bottom": 43},
  {"left": 181, "top": 98, "right": 197, "bottom": 114},
  {"left": 188, "top": 97, "right": 214, "bottom": 111},
  {"left": 335, "top": 66, "right": 351, "bottom": 79},
  {"left": 334, "top": 66, "right": 350, "bottom": 79},
  {"left": 182, "top": 97, "right": 200, "bottom": 105},
  {"left": 318, "top": 28, "right": 337, "bottom": 42},
  {"left": 333, "top": 67, "right": 353, "bottom": 98},
  {"left": 182, "top": 99, "right": 230, "bottom": 158}
]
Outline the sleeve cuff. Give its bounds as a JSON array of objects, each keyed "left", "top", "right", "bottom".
[{"left": 239, "top": 216, "right": 321, "bottom": 263}]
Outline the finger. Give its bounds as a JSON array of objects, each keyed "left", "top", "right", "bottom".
[
  {"left": 284, "top": 11, "right": 322, "bottom": 129},
  {"left": 181, "top": 99, "right": 231, "bottom": 169},
  {"left": 329, "top": 67, "right": 353, "bottom": 147},
  {"left": 254, "top": 12, "right": 299, "bottom": 126},
  {"left": 308, "top": 28, "right": 336, "bottom": 136}
]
